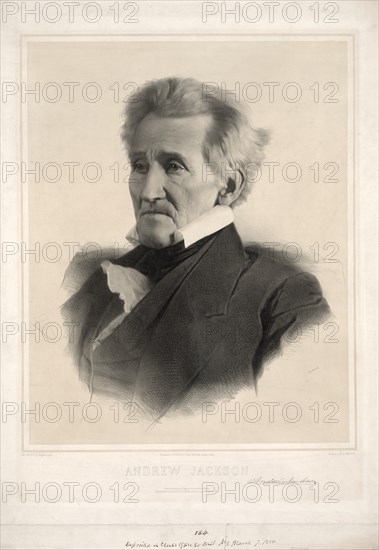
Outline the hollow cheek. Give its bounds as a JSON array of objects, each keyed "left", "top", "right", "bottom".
[
  {"left": 172, "top": 189, "right": 193, "bottom": 224},
  {"left": 190, "top": 184, "right": 217, "bottom": 216}
]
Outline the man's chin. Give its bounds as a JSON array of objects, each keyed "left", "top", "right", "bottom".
[{"left": 137, "top": 225, "right": 175, "bottom": 249}]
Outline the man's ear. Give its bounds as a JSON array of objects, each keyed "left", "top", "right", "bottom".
[{"left": 217, "top": 169, "right": 244, "bottom": 206}]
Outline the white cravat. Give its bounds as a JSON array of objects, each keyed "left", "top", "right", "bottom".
[
  {"left": 93, "top": 265, "right": 152, "bottom": 349},
  {"left": 94, "top": 206, "right": 234, "bottom": 348}
]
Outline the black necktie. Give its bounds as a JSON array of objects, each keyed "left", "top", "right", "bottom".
[{"left": 133, "top": 233, "right": 215, "bottom": 283}]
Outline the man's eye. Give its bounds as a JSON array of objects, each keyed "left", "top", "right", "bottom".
[
  {"left": 167, "top": 161, "right": 184, "bottom": 173},
  {"left": 132, "top": 162, "right": 148, "bottom": 174}
]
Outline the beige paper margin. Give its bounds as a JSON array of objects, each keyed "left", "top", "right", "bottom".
[{"left": 1, "top": 3, "right": 377, "bottom": 550}]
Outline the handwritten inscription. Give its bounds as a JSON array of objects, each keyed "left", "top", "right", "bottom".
[{"left": 124, "top": 536, "right": 278, "bottom": 548}]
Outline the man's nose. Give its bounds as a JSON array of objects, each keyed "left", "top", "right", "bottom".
[{"left": 141, "top": 163, "right": 166, "bottom": 202}]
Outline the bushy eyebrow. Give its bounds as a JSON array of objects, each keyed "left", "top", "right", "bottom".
[
  {"left": 129, "top": 150, "right": 191, "bottom": 170},
  {"left": 129, "top": 151, "right": 146, "bottom": 161},
  {"left": 157, "top": 152, "right": 190, "bottom": 169}
]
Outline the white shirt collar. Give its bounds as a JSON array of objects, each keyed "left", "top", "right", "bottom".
[{"left": 126, "top": 205, "right": 234, "bottom": 249}]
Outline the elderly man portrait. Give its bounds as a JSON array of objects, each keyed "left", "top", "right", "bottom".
[{"left": 62, "top": 76, "right": 330, "bottom": 420}]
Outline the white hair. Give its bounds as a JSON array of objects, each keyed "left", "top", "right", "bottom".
[{"left": 121, "top": 77, "right": 270, "bottom": 206}]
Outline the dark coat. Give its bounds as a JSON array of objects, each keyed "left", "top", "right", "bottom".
[{"left": 62, "top": 224, "right": 329, "bottom": 419}]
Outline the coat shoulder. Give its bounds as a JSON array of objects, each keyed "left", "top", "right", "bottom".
[
  {"left": 242, "top": 243, "right": 313, "bottom": 289},
  {"left": 240, "top": 243, "right": 329, "bottom": 320}
]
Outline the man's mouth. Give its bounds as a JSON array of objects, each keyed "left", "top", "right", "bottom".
[{"left": 141, "top": 211, "right": 172, "bottom": 218}]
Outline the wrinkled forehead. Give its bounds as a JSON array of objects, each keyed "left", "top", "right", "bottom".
[{"left": 130, "top": 112, "right": 213, "bottom": 160}]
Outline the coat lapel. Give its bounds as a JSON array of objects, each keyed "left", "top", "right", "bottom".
[
  {"left": 131, "top": 224, "right": 246, "bottom": 418},
  {"left": 92, "top": 233, "right": 217, "bottom": 362}
]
